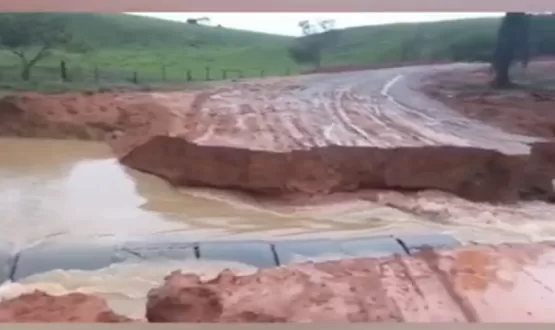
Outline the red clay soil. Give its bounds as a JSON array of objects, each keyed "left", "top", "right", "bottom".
[
  {"left": 0, "top": 291, "right": 134, "bottom": 323},
  {"left": 0, "top": 91, "right": 183, "bottom": 146},
  {"left": 422, "top": 61, "right": 555, "bottom": 140},
  {"left": 146, "top": 241, "right": 555, "bottom": 323},
  {"left": 1, "top": 68, "right": 555, "bottom": 203},
  {"left": 0, "top": 89, "right": 522, "bottom": 203},
  {"left": 3, "top": 241, "right": 555, "bottom": 322}
]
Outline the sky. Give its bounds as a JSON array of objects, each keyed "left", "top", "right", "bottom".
[{"left": 130, "top": 12, "right": 504, "bottom": 36}]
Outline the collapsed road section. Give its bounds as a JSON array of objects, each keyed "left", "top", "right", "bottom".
[
  {"left": 1, "top": 63, "right": 554, "bottom": 203},
  {"left": 1, "top": 62, "right": 555, "bottom": 322}
]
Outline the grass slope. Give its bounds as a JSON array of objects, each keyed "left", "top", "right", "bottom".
[
  {"left": 327, "top": 18, "right": 501, "bottom": 64},
  {"left": 0, "top": 13, "right": 508, "bottom": 90}
]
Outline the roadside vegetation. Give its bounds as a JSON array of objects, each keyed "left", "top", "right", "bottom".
[{"left": 0, "top": 12, "right": 553, "bottom": 92}]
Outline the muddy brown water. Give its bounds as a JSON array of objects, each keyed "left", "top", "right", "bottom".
[
  {"left": 0, "top": 137, "right": 450, "bottom": 249},
  {"left": 2, "top": 136, "right": 555, "bottom": 319}
]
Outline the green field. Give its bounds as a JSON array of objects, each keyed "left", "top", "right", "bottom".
[{"left": 0, "top": 13, "right": 551, "bottom": 92}]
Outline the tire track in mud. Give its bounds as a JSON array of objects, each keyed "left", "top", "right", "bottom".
[
  {"left": 378, "top": 69, "right": 545, "bottom": 154},
  {"left": 375, "top": 75, "right": 443, "bottom": 146},
  {"left": 320, "top": 68, "right": 544, "bottom": 154},
  {"left": 326, "top": 89, "right": 375, "bottom": 146},
  {"left": 302, "top": 91, "right": 354, "bottom": 147},
  {"left": 177, "top": 65, "right": 544, "bottom": 155},
  {"left": 297, "top": 72, "right": 447, "bottom": 149},
  {"left": 339, "top": 73, "right": 471, "bottom": 148},
  {"left": 378, "top": 75, "right": 480, "bottom": 148},
  {"left": 340, "top": 89, "right": 426, "bottom": 147}
]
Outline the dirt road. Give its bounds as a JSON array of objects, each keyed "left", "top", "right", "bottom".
[
  {"left": 180, "top": 63, "right": 542, "bottom": 153},
  {"left": 115, "top": 63, "right": 554, "bottom": 204}
]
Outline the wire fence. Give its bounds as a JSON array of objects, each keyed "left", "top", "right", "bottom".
[{"left": 0, "top": 61, "right": 294, "bottom": 87}]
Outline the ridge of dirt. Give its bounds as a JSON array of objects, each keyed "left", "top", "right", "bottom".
[{"left": 122, "top": 136, "right": 527, "bottom": 203}]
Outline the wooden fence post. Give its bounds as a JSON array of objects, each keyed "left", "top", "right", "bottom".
[
  {"left": 205, "top": 66, "right": 210, "bottom": 81},
  {"left": 60, "top": 60, "right": 68, "bottom": 82},
  {"left": 132, "top": 71, "right": 138, "bottom": 84}
]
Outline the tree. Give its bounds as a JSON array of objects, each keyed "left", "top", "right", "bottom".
[
  {"left": 288, "top": 42, "right": 322, "bottom": 67},
  {"left": 186, "top": 17, "right": 210, "bottom": 25},
  {"left": 0, "top": 14, "right": 72, "bottom": 81},
  {"left": 491, "top": 12, "right": 531, "bottom": 88},
  {"left": 288, "top": 19, "right": 337, "bottom": 69}
]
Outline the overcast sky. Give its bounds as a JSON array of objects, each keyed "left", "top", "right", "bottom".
[{"left": 130, "top": 12, "right": 504, "bottom": 36}]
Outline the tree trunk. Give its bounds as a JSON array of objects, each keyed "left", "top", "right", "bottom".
[
  {"left": 492, "top": 58, "right": 512, "bottom": 87},
  {"left": 15, "top": 46, "right": 50, "bottom": 82},
  {"left": 20, "top": 63, "right": 31, "bottom": 81},
  {"left": 491, "top": 13, "right": 530, "bottom": 89}
]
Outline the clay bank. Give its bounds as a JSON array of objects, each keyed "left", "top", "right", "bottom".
[
  {"left": 2, "top": 63, "right": 555, "bottom": 322},
  {"left": 2, "top": 240, "right": 555, "bottom": 322}
]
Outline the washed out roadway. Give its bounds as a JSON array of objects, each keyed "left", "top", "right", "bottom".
[
  {"left": 118, "top": 62, "right": 555, "bottom": 206},
  {"left": 174, "top": 63, "right": 542, "bottom": 153},
  {"left": 2, "top": 63, "right": 555, "bottom": 320}
]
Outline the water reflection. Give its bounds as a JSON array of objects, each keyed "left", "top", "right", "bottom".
[
  {"left": 0, "top": 138, "right": 435, "bottom": 249},
  {"left": 2, "top": 137, "right": 554, "bottom": 250}
]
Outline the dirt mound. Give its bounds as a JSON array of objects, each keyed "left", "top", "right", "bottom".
[
  {"left": 0, "top": 291, "right": 134, "bottom": 323},
  {"left": 121, "top": 136, "right": 526, "bottom": 203},
  {"left": 0, "top": 92, "right": 166, "bottom": 142},
  {"left": 144, "top": 241, "right": 555, "bottom": 322}
]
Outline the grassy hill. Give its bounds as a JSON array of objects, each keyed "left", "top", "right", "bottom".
[
  {"left": 326, "top": 18, "right": 501, "bottom": 64},
  {"left": 0, "top": 13, "right": 297, "bottom": 84},
  {"left": 50, "top": 13, "right": 293, "bottom": 49},
  {"left": 0, "top": 13, "right": 552, "bottom": 92}
]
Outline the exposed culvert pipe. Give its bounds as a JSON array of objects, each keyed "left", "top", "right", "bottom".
[{"left": 1, "top": 234, "right": 461, "bottom": 283}]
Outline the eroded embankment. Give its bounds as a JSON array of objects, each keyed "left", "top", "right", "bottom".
[
  {"left": 2, "top": 240, "right": 555, "bottom": 322},
  {"left": 0, "top": 68, "right": 554, "bottom": 204},
  {"left": 122, "top": 135, "right": 528, "bottom": 202}
]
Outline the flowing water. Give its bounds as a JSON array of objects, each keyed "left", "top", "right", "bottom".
[
  {"left": 2, "top": 137, "right": 555, "bottom": 318},
  {"left": 0, "top": 137, "right": 452, "bottom": 250}
]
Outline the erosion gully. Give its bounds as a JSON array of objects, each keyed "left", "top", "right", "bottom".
[{"left": 1, "top": 63, "right": 555, "bottom": 319}]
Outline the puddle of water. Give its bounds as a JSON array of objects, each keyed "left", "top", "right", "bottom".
[
  {"left": 3, "top": 137, "right": 555, "bottom": 249},
  {"left": 0, "top": 137, "right": 435, "bottom": 250}
]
